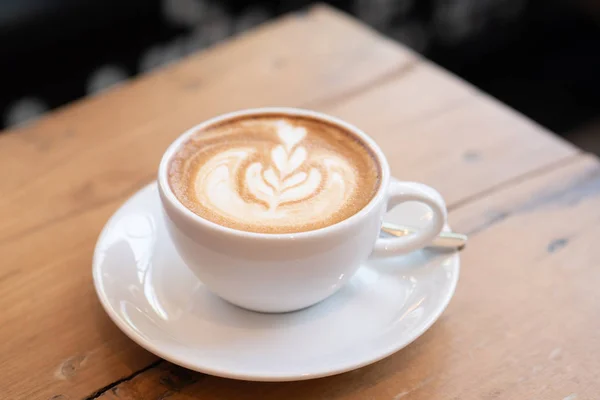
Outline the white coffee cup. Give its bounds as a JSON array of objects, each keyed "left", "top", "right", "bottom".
[{"left": 158, "top": 108, "right": 447, "bottom": 313}]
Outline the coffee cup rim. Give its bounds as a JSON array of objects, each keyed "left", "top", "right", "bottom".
[{"left": 157, "top": 107, "right": 391, "bottom": 240}]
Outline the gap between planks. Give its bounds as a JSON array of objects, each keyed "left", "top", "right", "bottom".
[
  {"left": 447, "top": 151, "right": 587, "bottom": 212},
  {"left": 302, "top": 59, "right": 420, "bottom": 110},
  {"left": 83, "top": 360, "right": 163, "bottom": 400}
]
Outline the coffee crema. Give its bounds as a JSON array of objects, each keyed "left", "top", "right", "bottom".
[{"left": 168, "top": 114, "right": 381, "bottom": 234}]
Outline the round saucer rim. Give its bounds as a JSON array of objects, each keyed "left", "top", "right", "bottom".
[{"left": 92, "top": 182, "right": 460, "bottom": 382}]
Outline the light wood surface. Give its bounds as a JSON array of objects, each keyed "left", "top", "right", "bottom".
[{"left": 0, "top": 4, "right": 597, "bottom": 400}]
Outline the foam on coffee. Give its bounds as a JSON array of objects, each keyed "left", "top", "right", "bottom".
[{"left": 168, "top": 114, "right": 381, "bottom": 234}]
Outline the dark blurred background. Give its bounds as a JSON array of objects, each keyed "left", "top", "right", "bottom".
[{"left": 1, "top": 0, "right": 599, "bottom": 152}]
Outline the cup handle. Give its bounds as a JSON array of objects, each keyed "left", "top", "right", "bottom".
[{"left": 371, "top": 181, "right": 447, "bottom": 257}]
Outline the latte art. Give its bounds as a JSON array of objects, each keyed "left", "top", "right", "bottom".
[
  {"left": 168, "top": 115, "right": 380, "bottom": 233},
  {"left": 243, "top": 121, "right": 322, "bottom": 210}
]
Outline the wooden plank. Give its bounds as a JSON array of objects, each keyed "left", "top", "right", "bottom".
[
  {"left": 94, "top": 154, "right": 600, "bottom": 400},
  {"left": 324, "top": 61, "right": 578, "bottom": 206},
  {"left": 0, "top": 6, "right": 413, "bottom": 400}
]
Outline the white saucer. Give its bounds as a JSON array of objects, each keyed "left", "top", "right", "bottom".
[{"left": 93, "top": 183, "right": 459, "bottom": 381}]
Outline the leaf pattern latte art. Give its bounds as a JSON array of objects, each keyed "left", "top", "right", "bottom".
[{"left": 245, "top": 121, "right": 322, "bottom": 210}]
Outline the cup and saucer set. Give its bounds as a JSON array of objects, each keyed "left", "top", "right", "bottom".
[{"left": 92, "top": 108, "right": 463, "bottom": 381}]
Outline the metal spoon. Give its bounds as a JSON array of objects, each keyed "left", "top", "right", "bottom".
[{"left": 381, "top": 222, "right": 468, "bottom": 251}]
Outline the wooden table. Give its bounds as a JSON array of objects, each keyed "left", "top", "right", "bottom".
[{"left": 1, "top": 5, "right": 598, "bottom": 399}]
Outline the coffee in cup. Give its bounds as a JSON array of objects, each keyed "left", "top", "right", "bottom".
[{"left": 167, "top": 114, "right": 381, "bottom": 234}]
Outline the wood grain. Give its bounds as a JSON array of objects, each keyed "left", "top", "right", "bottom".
[
  {"left": 0, "top": 4, "right": 589, "bottom": 400},
  {"left": 94, "top": 154, "right": 600, "bottom": 400},
  {"left": 323, "top": 61, "right": 578, "bottom": 206}
]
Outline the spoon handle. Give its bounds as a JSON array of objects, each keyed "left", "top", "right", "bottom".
[{"left": 381, "top": 222, "right": 468, "bottom": 251}]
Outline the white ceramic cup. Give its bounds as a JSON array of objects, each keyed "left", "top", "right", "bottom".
[{"left": 158, "top": 108, "right": 447, "bottom": 313}]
